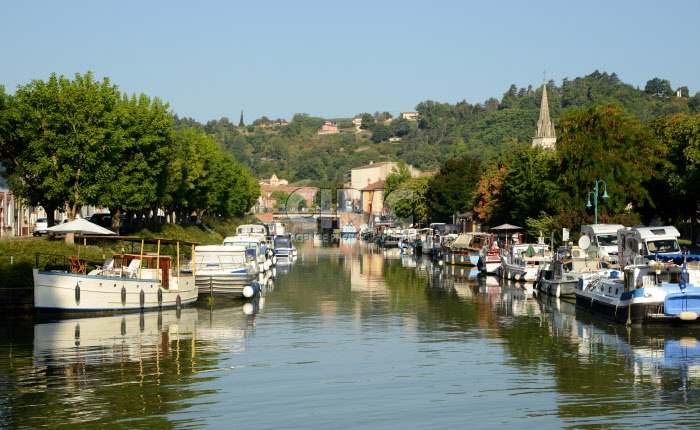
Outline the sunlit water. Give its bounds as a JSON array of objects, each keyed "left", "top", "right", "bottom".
[{"left": 2, "top": 238, "right": 700, "bottom": 428}]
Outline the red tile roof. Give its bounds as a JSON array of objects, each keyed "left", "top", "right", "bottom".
[{"left": 361, "top": 179, "right": 385, "bottom": 191}]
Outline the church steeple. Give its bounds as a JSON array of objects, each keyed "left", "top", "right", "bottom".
[{"left": 532, "top": 77, "right": 556, "bottom": 149}]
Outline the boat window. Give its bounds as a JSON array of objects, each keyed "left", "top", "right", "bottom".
[
  {"left": 275, "top": 237, "right": 291, "bottom": 248},
  {"left": 596, "top": 234, "right": 618, "bottom": 246},
  {"left": 647, "top": 239, "right": 680, "bottom": 254}
]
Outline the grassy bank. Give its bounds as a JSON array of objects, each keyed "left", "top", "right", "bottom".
[{"left": 0, "top": 215, "right": 257, "bottom": 289}]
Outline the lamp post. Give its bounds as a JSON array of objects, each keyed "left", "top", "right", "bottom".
[{"left": 586, "top": 180, "right": 609, "bottom": 224}]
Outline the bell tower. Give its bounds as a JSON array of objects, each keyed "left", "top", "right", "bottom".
[{"left": 532, "top": 77, "right": 556, "bottom": 149}]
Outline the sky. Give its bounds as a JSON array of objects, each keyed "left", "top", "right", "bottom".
[{"left": 2, "top": 0, "right": 699, "bottom": 124}]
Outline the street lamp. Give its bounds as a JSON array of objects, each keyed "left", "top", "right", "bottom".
[{"left": 586, "top": 180, "right": 609, "bottom": 224}]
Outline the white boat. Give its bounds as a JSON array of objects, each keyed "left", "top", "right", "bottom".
[
  {"left": 537, "top": 244, "right": 610, "bottom": 298},
  {"left": 500, "top": 239, "right": 550, "bottom": 282},
  {"left": 186, "top": 245, "right": 261, "bottom": 299},
  {"left": 33, "top": 237, "right": 198, "bottom": 311},
  {"left": 273, "top": 234, "right": 297, "bottom": 260},
  {"left": 576, "top": 225, "right": 700, "bottom": 326},
  {"left": 477, "top": 242, "right": 502, "bottom": 275},
  {"left": 223, "top": 235, "right": 275, "bottom": 272}
]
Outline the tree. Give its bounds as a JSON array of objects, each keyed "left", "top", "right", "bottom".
[
  {"left": 645, "top": 78, "right": 673, "bottom": 96},
  {"left": 0, "top": 71, "right": 122, "bottom": 223},
  {"left": 553, "top": 101, "right": 664, "bottom": 228},
  {"left": 676, "top": 86, "right": 690, "bottom": 98},
  {"left": 648, "top": 113, "right": 700, "bottom": 239},
  {"left": 371, "top": 123, "right": 391, "bottom": 143},
  {"left": 101, "top": 93, "right": 173, "bottom": 229},
  {"left": 270, "top": 190, "right": 290, "bottom": 209},
  {"left": 360, "top": 113, "right": 375, "bottom": 130},
  {"left": 491, "top": 146, "right": 557, "bottom": 227},
  {"left": 384, "top": 161, "right": 413, "bottom": 197},
  {"left": 390, "top": 117, "right": 411, "bottom": 137},
  {"left": 426, "top": 156, "right": 483, "bottom": 222}
]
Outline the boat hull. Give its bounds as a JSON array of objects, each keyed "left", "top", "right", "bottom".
[
  {"left": 442, "top": 250, "right": 479, "bottom": 266},
  {"left": 539, "top": 278, "right": 578, "bottom": 298},
  {"left": 501, "top": 262, "right": 541, "bottom": 282},
  {"left": 196, "top": 272, "right": 259, "bottom": 298},
  {"left": 576, "top": 280, "right": 700, "bottom": 326},
  {"left": 33, "top": 269, "right": 197, "bottom": 311}
]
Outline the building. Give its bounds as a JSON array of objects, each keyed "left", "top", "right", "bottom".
[
  {"left": 256, "top": 174, "right": 317, "bottom": 213},
  {"left": 401, "top": 112, "right": 419, "bottom": 121},
  {"left": 259, "top": 173, "right": 288, "bottom": 187},
  {"left": 353, "top": 115, "right": 363, "bottom": 132},
  {"left": 317, "top": 121, "right": 339, "bottom": 135},
  {"left": 361, "top": 179, "right": 386, "bottom": 216},
  {"left": 345, "top": 161, "right": 421, "bottom": 218},
  {"left": 532, "top": 77, "right": 556, "bottom": 149}
]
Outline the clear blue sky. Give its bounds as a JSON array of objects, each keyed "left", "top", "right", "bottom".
[{"left": 3, "top": 0, "right": 698, "bottom": 124}]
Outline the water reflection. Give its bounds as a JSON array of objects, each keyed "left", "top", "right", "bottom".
[
  {"left": 538, "top": 294, "right": 700, "bottom": 402},
  {"left": 4, "top": 238, "right": 700, "bottom": 427},
  {"left": 34, "top": 308, "right": 198, "bottom": 368},
  {"left": 0, "top": 298, "right": 265, "bottom": 429}
]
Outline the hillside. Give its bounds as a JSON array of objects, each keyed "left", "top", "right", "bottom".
[{"left": 174, "top": 71, "right": 700, "bottom": 183}]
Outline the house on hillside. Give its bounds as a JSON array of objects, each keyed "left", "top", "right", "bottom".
[
  {"left": 259, "top": 173, "right": 288, "bottom": 187},
  {"left": 317, "top": 121, "right": 339, "bottom": 135},
  {"left": 401, "top": 112, "right": 419, "bottom": 120},
  {"left": 353, "top": 115, "right": 362, "bottom": 132},
  {"left": 256, "top": 174, "right": 317, "bottom": 213}
]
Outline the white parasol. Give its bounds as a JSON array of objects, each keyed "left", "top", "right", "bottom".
[
  {"left": 47, "top": 218, "right": 116, "bottom": 266},
  {"left": 47, "top": 218, "right": 116, "bottom": 236}
]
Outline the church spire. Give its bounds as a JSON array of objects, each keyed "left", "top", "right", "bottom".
[{"left": 532, "top": 77, "right": 556, "bottom": 149}]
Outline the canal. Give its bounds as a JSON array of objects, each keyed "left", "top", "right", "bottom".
[{"left": 2, "top": 237, "right": 700, "bottom": 428}]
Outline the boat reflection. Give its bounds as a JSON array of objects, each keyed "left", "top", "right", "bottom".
[
  {"left": 34, "top": 308, "right": 198, "bottom": 367},
  {"left": 33, "top": 296, "right": 264, "bottom": 368},
  {"left": 538, "top": 294, "right": 700, "bottom": 392}
]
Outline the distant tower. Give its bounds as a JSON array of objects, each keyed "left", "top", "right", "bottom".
[{"left": 532, "top": 77, "right": 556, "bottom": 149}]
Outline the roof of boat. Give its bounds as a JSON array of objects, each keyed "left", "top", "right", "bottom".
[
  {"left": 195, "top": 245, "right": 247, "bottom": 252},
  {"left": 81, "top": 235, "right": 198, "bottom": 246}
]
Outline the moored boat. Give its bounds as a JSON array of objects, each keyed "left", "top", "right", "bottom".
[
  {"left": 537, "top": 245, "right": 610, "bottom": 298},
  {"left": 340, "top": 222, "right": 358, "bottom": 238},
  {"left": 185, "top": 245, "right": 261, "bottom": 299},
  {"left": 576, "top": 225, "right": 700, "bottom": 326},
  {"left": 442, "top": 232, "right": 490, "bottom": 266},
  {"left": 500, "top": 239, "right": 550, "bottom": 282},
  {"left": 273, "top": 234, "right": 298, "bottom": 260},
  {"left": 33, "top": 237, "right": 198, "bottom": 312}
]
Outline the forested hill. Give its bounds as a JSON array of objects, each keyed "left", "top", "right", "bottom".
[{"left": 175, "top": 70, "right": 700, "bottom": 186}]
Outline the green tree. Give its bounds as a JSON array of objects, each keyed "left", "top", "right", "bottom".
[
  {"left": 0, "top": 71, "right": 122, "bottom": 223},
  {"left": 270, "top": 190, "right": 290, "bottom": 209},
  {"left": 490, "top": 146, "right": 557, "bottom": 228},
  {"left": 677, "top": 86, "right": 690, "bottom": 98},
  {"left": 360, "top": 113, "right": 375, "bottom": 130},
  {"left": 101, "top": 93, "right": 173, "bottom": 229},
  {"left": 426, "top": 156, "right": 483, "bottom": 223},
  {"left": 371, "top": 123, "right": 391, "bottom": 143},
  {"left": 648, "top": 113, "right": 700, "bottom": 238},
  {"left": 390, "top": 117, "right": 411, "bottom": 137},
  {"left": 645, "top": 78, "right": 673, "bottom": 96},
  {"left": 384, "top": 161, "right": 413, "bottom": 197},
  {"left": 553, "top": 101, "right": 664, "bottom": 228}
]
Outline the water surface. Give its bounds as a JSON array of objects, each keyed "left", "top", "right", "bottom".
[{"left": 2, "top": 239, "right": 700, "bottom": 428}]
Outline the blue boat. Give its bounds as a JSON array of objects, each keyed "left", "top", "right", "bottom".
[{"left": 340, "top": 222, "right": 358, "bottom": 238}]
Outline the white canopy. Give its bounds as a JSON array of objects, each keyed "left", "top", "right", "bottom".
[{"left": 47, "top": 218, "right": 116, "bottom": 235}]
